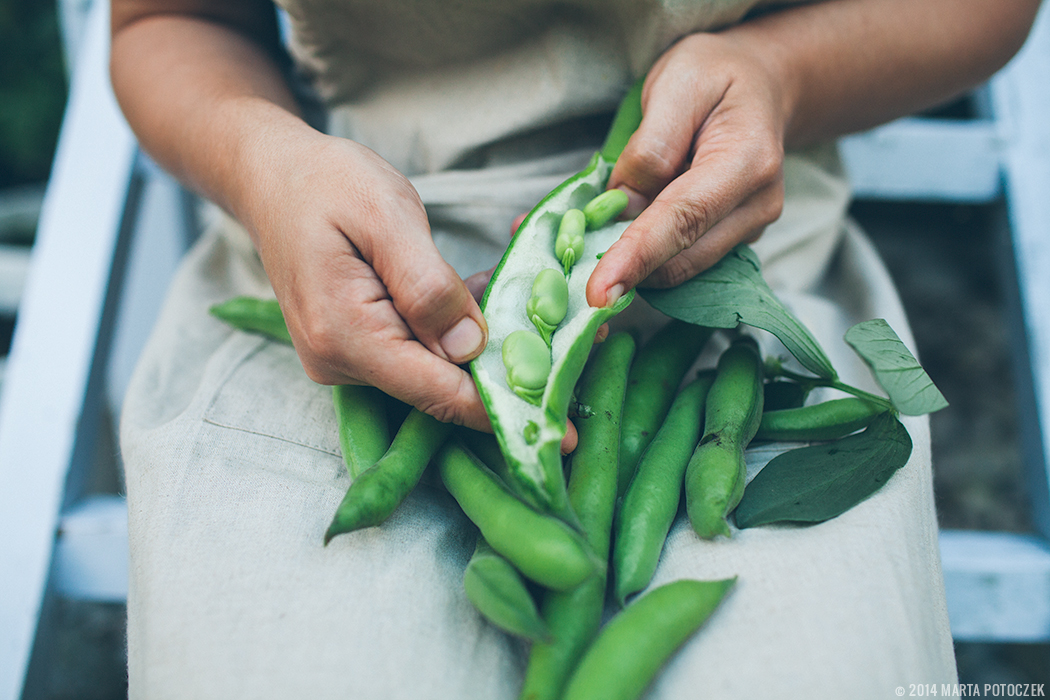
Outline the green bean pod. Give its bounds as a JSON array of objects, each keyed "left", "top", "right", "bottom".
[
  {"left": 463, "top": 536, "right": 552, "bottom": 643},
  {"left": 618, "top": 321, "right": 713, "bottom": 498},
  {"left": 209, "top": 296, "right": 292, "bottom": 344},
  {"left": 613, "top": 372, "right": 715, "bottom": 606},
  {"left": 324, "top": 409, "right": 453, "bottom": 543},
  {"left": 520, "top": 332, "right": 635, "bottom": 700},
  {"left": 754, "top": 397, "right": 886, "bottom": 442},
  {"left": 437, "top": 440, "right": 602, "bottom": 591},
  {"left": 470, "top": 82, "right": 641, "bottom": 524},
  {"left": 582, "top": 189, "right": 629, "bottom": 230},
  {"left": 561, "top": 578, "right": 736, "bottom": 700},
  {"left": 332, "top": 385, "right": 391, "bottom": 479},
  {"left": 685, "top": 336, "right": 764, "bottom": 539}
]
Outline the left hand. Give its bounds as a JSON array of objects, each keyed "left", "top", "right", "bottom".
[{"left": 587, "top": 30, "right": 788, "bottom": 308}]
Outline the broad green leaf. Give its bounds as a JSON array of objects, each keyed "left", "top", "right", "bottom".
[
  {"left": 640, "top": 246, "right": 836, "bottom": 380},
  {"left": 734, "top": 412, "right": 912, "bottom": 528},
  {"left": 844, "top": 319, "right": 948, "bottom": 416}
]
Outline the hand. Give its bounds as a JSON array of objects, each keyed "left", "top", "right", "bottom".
[
  {"left": 587, "top": 30, "right": 787, "bottom": 307},
  {"left": 240, "top": 129, "right": 492, "bottom": 431}
]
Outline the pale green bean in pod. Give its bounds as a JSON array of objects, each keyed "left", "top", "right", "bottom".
[
  {"left": 526, "top": 269, "right": 569, "bottom": 346},
  {"left": 582, "top": 189, "right": 629, "bottom": 230},
  {"left": 554, "top": 209, "right": 586, "bottom": 276},
  {"left": 502, "top": 330, "right": 551, "bottom": 405}
]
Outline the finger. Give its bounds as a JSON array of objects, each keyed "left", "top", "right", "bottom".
[
  {"left": 510, "top": 212, "right": 528, "bottom": 235},
  {"left": 607, "top": 64, "right": 724, "bottom": 203},
  {"left": 364, "top": 338, "right": 493, "bottom": 432},
  {"left": 588, "top": 132, "right": 782, "bottom": 307},
  {"left": 641, "top": 178, "right": 784, "bottom": 288},
  {"left": 465, "top": 266, "right": 496, "bottom": 304},
  {"left": 352, "top": 183, "right": 489, "bottom": 365},
  {"left": 561, "top": 420, "right": 578, "bottom": 455}
]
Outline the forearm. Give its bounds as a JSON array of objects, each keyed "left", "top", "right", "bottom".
[
  {"left": 110, "top": 1, "right": 309, "bottom": 228},
  {"left": 737, "top": 0, "right": 1041, "bottom": 147}
]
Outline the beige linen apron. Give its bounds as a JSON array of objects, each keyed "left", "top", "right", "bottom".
[{"left": 121, "top": 1, "right": 957, "bottom": 697}]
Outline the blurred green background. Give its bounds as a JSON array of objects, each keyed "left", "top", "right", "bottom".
[{"left": 0, "top": 0, "right": 67, "bottom": 189}]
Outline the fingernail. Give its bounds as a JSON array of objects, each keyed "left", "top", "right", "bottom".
[
  {"left": 618, "top": 186, "right": 649, "bottom": 219},
  {"left": 441, "top": 317, "right": 485, "bottom": 362},
  {"left": 605, "top": 283, "right": 625, "bottom": 308}
]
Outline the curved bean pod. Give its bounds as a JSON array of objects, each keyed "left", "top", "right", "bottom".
[
  {"left": 332, "top": 385, "right": 391, "bottom": 479},
  {"left": 685, "top": 336, "right": 763, "bottom": 539},
  {"left": 754, "top": 397, "right": 886, "bottom": 442},
  {"left": 613, "top": 372, "right": 714, "bottom": 606},
  {"left": 209, "top": 296, "right": 292, "bottom": 344},
  {"left": 437, "top": 440, "right": 602, "bottom": 592},
  {"left": 561, "top": 578, "right": 736, "bottom": 700},
  {"left": 519, "top": 332, "right": 635, "bottom": 700},
  {"left": 618, "top": 321, "right": 713, "bottom": 498},
  {"left": 463, "top": 536, "right": 552, "bottom": 643},
  {"left": 324, "top": 408, "right": 452, "bottom": 543}
]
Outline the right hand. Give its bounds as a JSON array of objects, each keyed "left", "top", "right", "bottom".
[{"left": 238, "top": 127, "right": 492, "bottom": 431}]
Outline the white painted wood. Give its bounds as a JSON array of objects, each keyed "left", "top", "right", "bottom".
[
  {"left": 0, "top": 185, "right": 45, "bottom": 244},
  {"left": 989, "top": 1, "right": 1050, "bottom": 538},
  {"left": 0, "top": 0, "right": 136, "bottom": 696},
  {"left": 939, "top": 530, "right": 1050, "bottom": 641},
  {"left": 52, "top": 495, "right": 129, "bottom": 602},
  {"left": 0, "top": 245, "right": 31, "bottom": 316},
  {"left": 840, "top": 118, "right": 1002, "bottom": 203},
  {"left": 106, "top": 165, "right": 192, "bottom": 417}
]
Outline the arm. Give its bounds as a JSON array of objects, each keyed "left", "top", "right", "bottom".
[
  {"left": 110, "top": 0, "right": 492, "bottom": 431},
  {"left": 588, "top": 0, "right": 1041, "bottom": 306}
]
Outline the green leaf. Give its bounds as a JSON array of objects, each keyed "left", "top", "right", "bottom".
[
  {"left": 734, "top": 412, "right": 912, "bottom": 529},
  {"left": 640, "top": 246, "right": 836, "bottom": 380},
  {"left": 844, "top": 319, "right": 948, "bottom": 416}
]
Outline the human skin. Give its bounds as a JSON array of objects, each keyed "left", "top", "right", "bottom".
[{"left": 109, "top": 0, "right": 1040, "bottom": 431}]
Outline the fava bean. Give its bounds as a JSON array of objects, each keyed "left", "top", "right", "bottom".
[
  {"left": 527, "top": 269, "right": 569, "bottom": 346},
  {"left": 463, "top": 535, "right": 552, "bottom": 643},
  {"left": 324, "top": 408, "right": 452, "bottom": 543},
  {"left": 613, "top": 373, "right": 714, "bottom": 605},
  {"left": 582, "top": 189, "right": 629, "bottom": 230},
  {"left": 332, "top": 385, "right": 391, "bottom": 479},
  {"left": 502, "top": 329, "right": 552, "bottom": 404},
  {"left": 520, "top": 332, "right": 635, "bottom": 700},
  {"left": 437, "top": 440, "right": 601, "bottom": 591},
  {"left": 618, "top": 321, "right": 713, "bottom": 498},
  {"left": 209, "top": 296, "right": 292, "bottom": 344},
  {"left": 685, "top": 336, "right": 763, "bottom": 539},
  {"left": 554, "top": 209, "right": 586, "bottom": 275},
  {"left": 755, "top": 397, "right": 886, "bottom": 442},
  {"left": 561, "top": 578, "right": 736, "bottom": 700}
]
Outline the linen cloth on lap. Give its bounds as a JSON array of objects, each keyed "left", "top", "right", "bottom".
[{"left": 120, "top": 0, "right": 956, "bottom": 695}]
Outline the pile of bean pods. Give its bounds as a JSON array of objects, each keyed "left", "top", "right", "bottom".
[{"left": 211, "top": 282, "right": 907, "bottom": 700}]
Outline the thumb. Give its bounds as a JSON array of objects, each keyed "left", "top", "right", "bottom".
[
  {"left": 607, "top": 72, "right": 709, "bottom": 206},
  {"left": 385, "top": 246, "right": 488, "bottom": 364}
]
